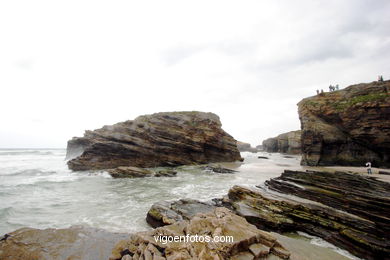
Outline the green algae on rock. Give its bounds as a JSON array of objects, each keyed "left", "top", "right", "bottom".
[{"left": 298, "top": 80, "right": 390, "bottom": 167}]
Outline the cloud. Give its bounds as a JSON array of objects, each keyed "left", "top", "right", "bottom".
[{"left": 0, "top": 0, "right": 389, "bottom": 147}]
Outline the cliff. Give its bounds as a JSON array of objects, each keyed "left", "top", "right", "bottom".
[
  {"left": 262, "top": 130, "right": 301, "bottom": 154},
  {"left": 237, "top": 141, "right": 257, "bottom": 153},
  {"left": 298, "top": 80, "right": 390, "bottom": 167},
  {"left": 66, "top": 111, "right": 242, "bottom": 171}
]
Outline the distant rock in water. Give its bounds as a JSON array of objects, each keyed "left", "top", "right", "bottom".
[
  {"left": 298, "top": 80, "right": 390, "bottom": 167},
  {"left": 237, "top": 141, "right": 257, "bottom": 153},
  {"left": 66, "top": 111, "right": 242, "bottom": 171},
  {"left": 262, "top": 130, "right": 301, "bottom": 154}
]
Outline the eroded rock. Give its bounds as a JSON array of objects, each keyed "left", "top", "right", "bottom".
[
  {"left": 110, "top": 207, "right": 290, "bottom": 260},
  {"left": 298, "top": 80, "right": 390, "bottom": 167},
  {"left": 67, "top": 111, "right": 242, "bottom": 171},
  {"left": 262, "top": 131, "right": 301, "bottom": 154}
]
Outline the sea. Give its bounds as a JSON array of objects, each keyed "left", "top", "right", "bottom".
[{"left": 0, "top": 149, "right": 359, "bottom": 259}]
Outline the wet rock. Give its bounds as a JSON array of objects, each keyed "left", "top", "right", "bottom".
[
  {"left": 228, "top": 170, "right": 390, "bottom": 260},
  {"left": 258, "top": 156, "right": 269, "bottom": 159},
  {"left": 107, "top": 166, "right": 154, "bottom": 178},
  {"left": 298, "top": 80, "right": 390, "bottom": 167},
  {"left": 379, "top": 170, "right": 390, "bottom": 175},
  {"left": 0, "top": 226, "right": 128, "bottom": 260},
  {"left": 201, "top": 164, "right": 238, "bottom": 174},
  {"left": 66, "top": 111, "right": 242, "bottom": 171},
  {"left": 262, "top": 131, "right": 301, "bottom": 154},
  {"left": 154, "top": 169, "right": 177, "bottom": 177},
  {"left": 146, "top": 199, "right": 218, "bottom": 228},
  {"left": 110, "top": 207, "right": 290, "bottom": 260}
]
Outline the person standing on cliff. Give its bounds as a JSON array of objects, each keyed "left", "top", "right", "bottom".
[{"left": 366, "top": 162, "right": 372, "bottom": 174}]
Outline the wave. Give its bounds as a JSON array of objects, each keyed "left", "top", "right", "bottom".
[{"left": 1, "top": 169, "right": 57, "bottom": 177}]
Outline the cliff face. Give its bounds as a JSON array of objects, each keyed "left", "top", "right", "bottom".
[
  {"left": 66, "top": 111, "right": 242, "bottom": 171},
  {"left": 298, "top": 80, "right": 390, "bottom": 167},
  {"left": 236, "top": 141, "right": 257, "bottom": 153},
  {"left": 262, "top": 130, "right": 301, "bottom": 154}
]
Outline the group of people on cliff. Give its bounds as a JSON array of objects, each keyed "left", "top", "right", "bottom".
[{"left": 316, "top": 84, "right": 339, "bottom": 95}]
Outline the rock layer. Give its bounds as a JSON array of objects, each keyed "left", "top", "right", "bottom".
[
  {"left": 262, "top": 131, "right": 301, "bottom": 154},
  {"left": 110, "top": 207, "right": 291, "bottom": 260},
  {"left": 148, "top": 170, "right": 390, "bottom": 260},
  {"left": 66, "top": 111, "right": 242, "bottom": 171},
  {"left": 298, "top": 80, "right": 390, "bottom": 167}
]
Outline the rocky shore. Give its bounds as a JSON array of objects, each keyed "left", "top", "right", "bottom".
[
  {"left": 262, "top": 131, "right": 301, "bottom": 154},
  {"left": 66, "top": 111, "right": 242, "bottom": 171},
  {"left": 299, "top": 80, "right": 390, "bottom": 167},
  {"left": 148, "top": 170, "right": 390, "bottom": 260}
]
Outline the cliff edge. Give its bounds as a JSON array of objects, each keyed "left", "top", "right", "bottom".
[{"left": 298, "top": 80, "right": 390, "bottom": 167}]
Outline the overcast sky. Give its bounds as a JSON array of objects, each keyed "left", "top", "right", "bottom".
[{"left": 1, "top": 0, "right": 389, "bottom": 148}]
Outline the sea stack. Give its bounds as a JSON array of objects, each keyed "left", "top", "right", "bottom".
[
  {"left": 298, "top": 80, "right": 390, "bottom": 167},
  {"left": 262, "top": 130, "right": 301, "bottom": 154},
  {"left": 66, "top": 111, "right": 242, "bottom": 171}
]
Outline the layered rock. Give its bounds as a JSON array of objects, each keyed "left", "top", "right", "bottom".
[
  {"left": 262, "top": 131, "right": 301, "bottom": 154},
  {"left": 110, "top": 207, "right": 291, "bottom": 260},
  {"left": 148, "top": 170, "right": 390, "bottom": 260},
  {"left": 229, "top": 171, "right": 390, "bottom": 260},
  {"left": 66, "top": 111, "right": 242, "bottom": 171},
  {"left": 0, "top": 226, "right": 127, "bottom": 260},
  {"left": 237, "top": 141, "right": 257, "bottom": 153},
  {"left": 298, "top": 80, "right": 390, "bottom": 167}
]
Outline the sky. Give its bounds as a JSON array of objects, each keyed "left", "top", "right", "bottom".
[{"left": 1, "top": 0, "right": 389, "bottom": 148}]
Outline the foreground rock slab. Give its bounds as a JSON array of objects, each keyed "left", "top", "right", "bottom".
[
  {"left": 0, "top": 226, "right": 128, "bottom": 260},
  {"left": 66, "top": 111, "right": 242, "bottom": 171},
  {"left": 229, "top": 170, "right": 390, "bottom": 260},
  {"left": 110, "top": 207, "right": 291, "bottom": 260},
  {"left": 147, "top": 170, "right": 390, "bottom": 259}
]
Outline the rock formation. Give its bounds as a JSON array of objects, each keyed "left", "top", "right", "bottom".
[
  {"left": 262, "top": 131, "right": 301, "bottom": 154},
  {"left": 237, "top": 141, "right": 257, "bottom": 153},
  {"left": 148, "top": 170, "right": 390, "bottom": 260},
  {"left": 110, "top": 207, "right": 291, "bottom": 260},
  {"left": 298, "top": 80, "right": 390, "bottom": 167},
  {"left": 66, "top": 111, "right": 242, "bottom": 171},
  {"left": 0, "top": 226, "right": 127, "bottom": 260}
]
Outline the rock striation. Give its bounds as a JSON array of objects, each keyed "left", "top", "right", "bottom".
[
  {"left": 110, "top": 207, "right": 291, "bottom": 260},
  {"left": 262, "top": 131, "right": 301, "bottom": 154},
  {"left": 148, "top": 170, "right": 390, "bottom": 260},
  {"left": 66, "top": 111, "right": 242, "bottom": 171},
  {"left": 298, "top": 80, "right": 390, "bottom": 167}
]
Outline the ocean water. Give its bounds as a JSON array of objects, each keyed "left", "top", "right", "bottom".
[
  {"left": 0, "top": 149, "right": 363, "bottom": 259},
  {"left": 0, "top": 149, "right": 303, "bottom": 235}
]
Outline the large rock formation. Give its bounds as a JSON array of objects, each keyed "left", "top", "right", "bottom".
[
  {"left": 110, "top": 207, "right": 291, "bottom": 260},
  {"left": 66, "top": 111, "right": 242, "bottom": 171},
  {"left": 237, "top": 141, "right": 258, "bottom": 153},
  {"left": 148, "top": 170, "right": 390, "bottom": 260},
  {"left": 262, "top": 131, "right": 301, "bottom": 154},
  {"left": 298, "top": 80, "right": 390, "bottom": 167}
]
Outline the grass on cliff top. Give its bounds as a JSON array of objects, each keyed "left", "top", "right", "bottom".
[
  {"left": 303, "top": 92, "right": 389, "bottom": 111},
  {"left": 332, "top": 92, "right": 389, "bottom": 111}
]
